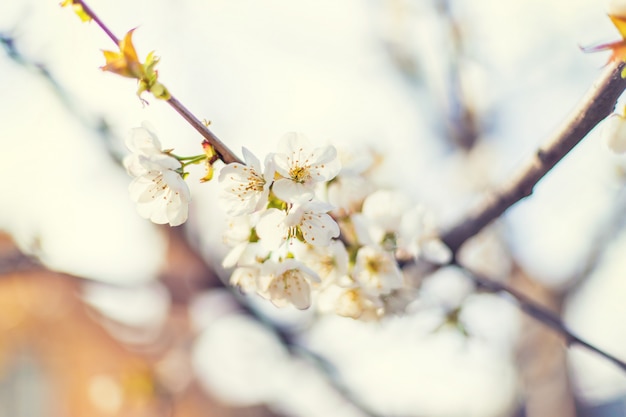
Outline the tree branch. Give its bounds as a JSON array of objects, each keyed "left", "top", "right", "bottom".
[
  {"left": 75, "top": 0, "right": 243, "bottom": 165},
  {"left": 441, "top": 61, "right": 626, "bottom": 255},
  {"left": 166, "top": 96, "right": 241, "bottom": 164},
  {"left": 463, "top": 266, "right": 626, "bottom": 372}
]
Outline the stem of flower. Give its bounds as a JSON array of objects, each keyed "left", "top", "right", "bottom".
[
  {"left": 180, "top": 154, "right": 208, "bottom": 167},
  {"left": 166, "top": 96, "right": 242, "bottom": 164},
  {"left": 73, "top": 0, "right": 119, "bottom": 44},
  {"left": 173, "top": 153, "right": 205, "bottom": 161}
]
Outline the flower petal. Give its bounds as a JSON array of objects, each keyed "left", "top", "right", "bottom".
[
  {"left": 300, "top": 212, "right": 340, "bottom": 247},
  {"left": 267, "top": 273, "right": 311, "bottom": 310},
  {"left": 126, "top": 122, "right": 163, "bottom": 155},
  {"left": 256, "top": 208, "right": 289, "bottom": 250},
  {"left": 603, "top": 113, "right": 626, "bottom": 154},
  {"left": 272, "top": 178, "right": 314, "bottom": 202}
]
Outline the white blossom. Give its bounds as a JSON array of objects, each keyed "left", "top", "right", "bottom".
[
  {"left": 124, "top": 124, "right": 190, "bottom": 227},
  {"left": 352, "top": 189, "right": 411, "bottom": 246},
  {"left": 223, "top": 240, "right": 270, "bottom": 270},
  {"left": 291, "top": 239, "right": 349, "bottom": 286},
  {"left": 222, "top": 215, "right": 264, "bottom": 268},
  {"left": 398, "top": 205, "right": 452, "bottom": 264},
  {"left": 327, "top": 174, "right": 374, "bottom": 217},
  {"left": 256, "top": 200, "right": 340, "bottom": 250},
  {"left": 223, "top": 214, "right": 256, "bottom": 248},
  {"left": 291, "top": 201, "right": 340, "bottom": 246},
  {"left": 257, "top": 259, "right": 320, "bottom": 309},
  {"left": 219, "top": 148, "right": 274, "bottom": 216},
  {"left": 272, "top": 132, "right": 341, "bottom": 202},
  {"left": 317, "top": 285, "right": 383, "bottom": 320},
  {"left": 128, "top": 165, "right": 190, "bottom": 227},
  {"left": 255, "top": 208, "right": 290, "bottom": 250},
  {"left": 603, "top": 112, "right": 626, "bottom": 154},
  {"left": 353, "top": 245, "right": 403, "bottom": 296},
  {"left": 420, "top": 239, "right": 453, "bottom": 264},
  {"left": 123, "top": 122, "right": 164, "bottom": 176},
  {"left": 335, "top": 144, "right": 377, "bottom": 176},
  {"left": 325, "top": 146, "right": 377, "bottom": 215},
  {"left": 335, "top": 287, "right": 383, "bottom": 320},
  {"left": 230, "top": 265, "right": 261, "bottom": 294}
]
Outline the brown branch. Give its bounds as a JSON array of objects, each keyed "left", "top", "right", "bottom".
[
  {"left": 166, "top": 96, "right": 241, "bottom": 164},
  {"left": 75, "top": 0, "right": 243, "bottom": 165},
  {"left": 465, "top": 266, "right": 626, "bottom": 372},
  {"left": 438, "top": 61, "right": 626, "bottom": 374},
  {"left": 74, "top": 0, "right": 119, "bottom": 44},
  {"left": 441, "top": 61, "right": 626, "bottom": 255}
]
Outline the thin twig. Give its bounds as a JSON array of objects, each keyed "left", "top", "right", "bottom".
[
  {"left": 74, "top": 0, "right": 118, "bottom": 44},
  {"left": 441, "top": 60, "right": 626, "bottom": 255},
  {"left": 463, "top": 266, "right": 626, "bottom": 372},
  {"left": 434, "top": 60, "right": 626, "bottom": 373},
  {"left": 0, "top": 32, "right": 121, "bottom": 161},
  {"left": 75, "top": 0, "right": 243, "bottom": 165},
  {"left": 166, "top": 96, "right": 241, "bottom": 164},
  {"left": 435, "top": 0, "right": 481, "bottom": 152}
]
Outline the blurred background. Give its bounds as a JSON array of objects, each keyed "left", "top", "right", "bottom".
[{"left": 1, "top": 0, "right": 626, "bottom": 416}]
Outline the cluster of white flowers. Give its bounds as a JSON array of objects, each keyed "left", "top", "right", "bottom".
[
  {"left": 121, "top": 124, "right": 451, "bottom": 319},
  {"left": 123, "top": 122, "right": 191, "bottom": 226},
  {"left": 219, "top": 132, "right": 451, "bottom": 319}
]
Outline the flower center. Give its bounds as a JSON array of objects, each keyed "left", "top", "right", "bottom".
[
  {"left": 246, "top": 170, "right": 266, "bottom": 191},
  {"left": 365, "top": 256, "right": 388, "bottom": 274},
  {"left": 279, "top": 270, "right": 305, "bottom": 293},
  {"left": 319, "top": 255, "right": 335, "bottom": 276},
  {"left": 289, "top": 165, "right": 311, "bottom": 183}
]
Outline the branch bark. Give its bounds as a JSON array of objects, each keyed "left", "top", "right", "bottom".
[
  {"left": 465, "top": 266, "right": 626, "bottom": 372},
  {"left": 439, "top": 61, "right": 626, "bottom": 372},
  {"left": 441, "top": 61, "right": 626, "bottom": 255}
]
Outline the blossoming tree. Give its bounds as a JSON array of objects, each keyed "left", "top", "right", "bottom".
[{"left": 3, "top": 0, "right": 626, "bottom": 415}]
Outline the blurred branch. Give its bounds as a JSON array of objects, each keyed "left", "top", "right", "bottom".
[
  {"left": 0, "top": 249, "right": 40, "bottom": 275},
  {"left": 510, "top": 265, "right": 576, "bottom": 417},
  {"left": 461, "top": 264, "right": 626, "bottom": 372},
  {"left": 0, "top": 32, "right": 121, "bottom": 161},
  {"left": 0, "top": 33, "right": 72, "bottom": 108},
  {"left": 435, "top": 0, "right": 481, "bottom": 151},
  {"left": 74, "top": 0, "right": 243, "bottom": 165},
  {"left": 442, "top": 60, "right": 626, "bottom": 255}
]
